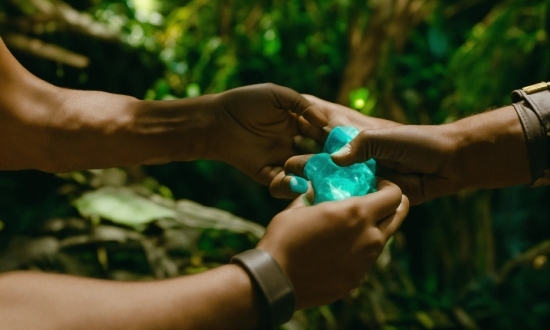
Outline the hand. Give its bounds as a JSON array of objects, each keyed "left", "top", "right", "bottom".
[
  {"left": 329, "top": 106, "right": 530, "bottom": 205},
  {"left": 257, "top": 180, "right": 409, "bottom": 309},
  {"left": 204, "top": 84, "right": 328, "bottom": 185},
  {"left": 294, "top": 95, "right": 401, "bottom": 145},
  {"left": 269, "top": 95, "right": 400, "bottom": 199}
]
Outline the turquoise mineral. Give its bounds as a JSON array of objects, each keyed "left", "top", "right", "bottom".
[
  {"left": 303, "top": 126, "right": 377, "bottom": 205},
  {"left": 323, "top": 126, "right": 360, "bottom": 153}
]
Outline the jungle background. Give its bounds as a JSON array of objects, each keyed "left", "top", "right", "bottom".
[{"left": 0, "top": 0, "right": 549, "bottom": 329}]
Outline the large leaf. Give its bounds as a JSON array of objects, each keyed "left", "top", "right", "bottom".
[
  {"left": 74, "top": 187, "right": 176, "bottom": 228},
  {"left": 74, "top": 187, "right": 265, "bottom": 238}
]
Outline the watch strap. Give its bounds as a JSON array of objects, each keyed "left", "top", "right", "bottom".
[
  {"left": 511, "top": 82, "right": 550, "bottom": 185},
  {"left": 230, "top": 249, "right": 295, "bottom": 328}
]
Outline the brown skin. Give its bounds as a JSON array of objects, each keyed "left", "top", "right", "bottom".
[
  {"left": 260, "top": 180, "right": 408, "bottom": 310},
  {"left": 0, "top": 38, "right": 409, "bottom": 329},
  {"left": 0, "top": 38, "right": 327, "bottom": 185},
  {"left": 0, "top": 181, "right": 408, "bottom": 330},
  {"left": 272, "top": 97, "right": 531, "bottom": 205},
  {"left": 270, "top": 95, "right": 401, "bottom": 199},
  {"left": 331, "top": 105, "right": 530, "bottom": 205}
]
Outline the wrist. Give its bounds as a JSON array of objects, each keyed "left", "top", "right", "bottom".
[
  {"left": 511, "top": 83, "right": 550, "bottom": 186},
  {"left": 40, "top": 91, "right": 218, "bottom": 171},
  {"left": 231, "top": 249, "right": 296, "bottom": 328},
  {"left": 448, "top": 106, "right": 530, "bottom": 189},
  {"left": 128, "top": 94, "right": 219, "bottom": 164}
]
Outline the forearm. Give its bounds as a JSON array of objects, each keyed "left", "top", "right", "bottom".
[
  {"left": 50, "top": 89, "right": 217, "bottom": 171},
  {"left": 0, "top": 266, "right": 262, "bottom": 330},
  {"left": 0, "top": 85, "right": 218, "bottom": 172},
  {"left": 448, "top": 105, "right": 531, "bottom": 189},
  {"left": 0, "top": 37, "right": 215, "bottom": 172}
]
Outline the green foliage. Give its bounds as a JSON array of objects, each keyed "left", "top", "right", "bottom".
[{"left": 1, "top": 0, "right": 549, "bottom": 329}]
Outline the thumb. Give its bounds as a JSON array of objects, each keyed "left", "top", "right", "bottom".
[
  {"left": 285, "top": 189, "right": 315, "bottom": 210},
  {"left": 330, "top": 129, "right": 389, "bottom": 166},
  {"left": 268, "top": 84, "right": 328, "bottom": 128}
]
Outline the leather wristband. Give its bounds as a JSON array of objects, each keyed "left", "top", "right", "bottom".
[
  {"left": 511, "top": 82, "right": 550, "bottom": 186},
  {"left": 230, "top": 249, "right": 295, "bottom": 329}
]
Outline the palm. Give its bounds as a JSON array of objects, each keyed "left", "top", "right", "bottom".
[{"left": 210, "top": 84, "right": 326, "bottom": 185}]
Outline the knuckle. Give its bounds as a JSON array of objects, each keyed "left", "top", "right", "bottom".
[
  {"left": 269, "top": 181, "right": 281, "bottom": 198},
  {"left": 371, "top": 236, "right": 386, "bottom": 252},
  {"left": 344, "top": 202, "right": 368, "bottom": 224},
  {"left": 355, "top": 130, "right": 370, "bottom": 158},
  {"left": 284, "top": 156, "right": 307, "bottom": 175},
  {"left": 366, "top": 229, "right": 386, "bottom": 251},
  {"left": 262, "top": 82, "right": 276, "bottom": 90},
  {"left": 381, "top": 180, "right": 402, "bottom": 196}
]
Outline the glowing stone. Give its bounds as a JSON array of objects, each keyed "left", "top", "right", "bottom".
[{"left": 303, "top": 126, "right": 377, "bottom": 205}]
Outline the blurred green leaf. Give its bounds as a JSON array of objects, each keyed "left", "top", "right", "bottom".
[{"left": 74, "top": 187, "right": 176, "bottom": 228}]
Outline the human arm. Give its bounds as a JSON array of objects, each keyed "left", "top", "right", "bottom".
[
  {"left": 0, "top": 180, "right": 408, "bottom": 329},
  {"left": 326, "top": 104, "right": 539, "bottom": 205},
  {"left": 0, "top": 38, "right": 327, "bottom": 185},
  {"left": 0, "top": 265, "right": 263, "bottom": 330},
  {"left": 270, "top": 94, "right": 545, "bottom": 204}
]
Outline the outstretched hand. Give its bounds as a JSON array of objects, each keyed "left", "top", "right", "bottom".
[
  {"left": 272, "top": 102, "right": 530, "bottom": 205},
  {"left": 331, "top": 106, "right": 531, "bottom": 205},
  {"left": 258, "top": 180, "right": 409, "bottom": 309},
  {"left": 204, "top": 84, "right": 328, "bottom": 185},
  {"left": 270, "top": 95, "right": 400, "bottom": 199}
]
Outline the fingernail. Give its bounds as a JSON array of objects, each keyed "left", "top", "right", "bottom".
[
  {"left": 290, "top": 176, "right": 309, "bottom": 194},
  {"left": 331, "top": 144, "right": 351, "bottom": 158}
]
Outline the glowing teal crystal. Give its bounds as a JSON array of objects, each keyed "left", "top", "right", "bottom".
[
  {"left": 303, "top": 126, "right": 377, "bottom": 205},
  {"left": 323, "top": 126, "right": 360, "bottom": 153}
]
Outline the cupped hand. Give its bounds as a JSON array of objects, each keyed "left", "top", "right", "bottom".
[
  {"left": 258, "top": 180, "right": 409, "bottom": 309},
  {"left": 269, "top": 95, "right": 401, "bottom": 199},
  {"left": 272, "top": 123, "right": 462, "bottom": 204},
  {"left": 329, "top": 124, "right": 459, "bottom": 205},
  {"left": 205, "top": 84, "right": 328, "bottom": 185}
]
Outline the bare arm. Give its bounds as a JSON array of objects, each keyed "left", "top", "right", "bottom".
[
  {"left": 0, "top": 38, "right": 411, "bottom": 329},
  {"left": 0, "top": 181, "right": 408, "bottom": 329},
  {"left": 271, "top": 96, "right": 533, "bottom": 205},
  {"left": 0, "top": 266, "right": 261, "bottom": 330},
  {"left": 0, "top": 37, "right": 327, "bottom": 184},
  {"left": 328, "top": 105, "right": 531, "bottom": 205}
]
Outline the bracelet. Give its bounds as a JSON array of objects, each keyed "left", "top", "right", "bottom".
[
  {"left": 230, "top": 249, "right": 295, "bottom": 329},
  {"left": 511, "top": 82, "right": 550, "bottom": 186}
]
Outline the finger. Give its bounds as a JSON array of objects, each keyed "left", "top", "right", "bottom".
[
  {"left": 284, "top": 155, "right": 313, "bottom": 178},
  {"left": 270, "top": 171, "right": 310, "bottom": 199},
  {"left": 268, "top": 84, "right": 328, "bottom": 127},
  {"left": 376, "top": 194, "right": 409, "bottom": 236},
  {"left": 375, "top": 169, "right": 426, "bottom": 205},
  {"left": 329, "top": 129, "right": 385, "bottom": 166},
  {"left": 324, "top": 179, "right": 402, "bottom": 225},
  {"left": 367, "top": 180, "right": 404, "bottom": 223},
  {"left": 301, "top": 94, "right": 321, "bottom": 104},
  {"left": 284, "top": 192, "right": 313, "bottom": 210},
  {"left": 377, "top": 168, "right": 457, "bottom": 205},
  {"left": 297, "top": 116, "right": 327, "bottom": 144},
  {"left": 256, "top": 165, "right": 284, "bottom": 186},
  {"left": 330, "top": 126, "right": 443, "bottom": 170}
]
